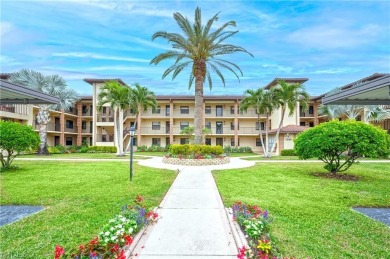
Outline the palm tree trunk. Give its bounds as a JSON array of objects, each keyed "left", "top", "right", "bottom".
[
  {"left": 270, "top": 108, "right": 286, "bottom": 155},
  {"left": 194, "top": 74, "right": 204, "bottom": 145},
  {"left": 115, "top": 109, "right": 123, "bottom": 156},
  {"left": 257, "top": 114, "right": 266, "bottom": 158},
  {"left": 36, "top": 106, "right": 50, "bottom": 155},
  {"left": 265, "top": 114, "right": 270, "bottom": 158}
]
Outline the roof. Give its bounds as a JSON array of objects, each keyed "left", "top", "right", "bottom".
[
  {"left": 264, "top": 78, "right": 309, "bottom": 89},
  {"left": 83, "top": 78, "right": 127, "bottom": 86},
  {"left": 269, "top": 125, "right": 309, "bottom": 134},
  {"left": 0, "top": 79, "right": 59, "bottom": 104},
  {"left": 0, "top": 73, "right": 11, "bottom": 80},
  {"left": 155, "top": 95, "right": 243, "bottom": 100},
  {"left": 322, "top": 73, "right": 390, "bottom": 105}
]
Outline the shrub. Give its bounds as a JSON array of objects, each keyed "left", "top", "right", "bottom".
[
  {"left": 280, "top": 149, "right": 296, "bottom": 156},
  {"left": 137, "top": 145, "right": 148, "bottom": 152},
  {"left": 294, "top": 120, "right": 390, "bottom": 174},
  {"left": 88, "top": 146, "right": 117, "bottom": 153},
  {"left": 79, "top": 146, "right": 89, "bottom": 153},
  {"left": 48, "top": 145, "right": 66, "bottom": 154},
  {"left": 0, "top": 121, "right": 40, "bottom": 170},
  {"left": 169, "top": 144, "right": 224, "bottom": 157},
  {"left": 224, "top": 146, "right": 253, "bottom": 153}
]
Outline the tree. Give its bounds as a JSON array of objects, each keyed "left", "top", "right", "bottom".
[
  {"left": 0, "top": 121, "right": 40, "bottom": 170},
  {"left": 9, "top": 69, "right": 78, "bottom": 155},
  {"left": 294, "top": 120, "right": 390, "bottom": 174},
  {"left": 180, "top": 126, "right": 212, "bottom": 144},
  {"left": 319, "top": 105, "right": 390, "bottom": 122},
  {"left": 97, "top": 81, "right": 132, "bottom": 156},
  {"left": 124, "top": 83, "right": 157, "bottom": 152},
  {"left": 269, "top": 80, "right": 310, "bottom": 155},
  {"left": 240, "top": 88, "right": 278, "bottom": 157},
  {"left": 150, "top": 7, "right": 252, "bottom": 144}
]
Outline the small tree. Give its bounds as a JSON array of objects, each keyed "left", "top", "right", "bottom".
[
  {"left": 0, "top": 121, "right": 40, "bottom": 170},
  {"left": 294, "top": 120, "right": 389, "bottom": 174},
  {"left": 180, "top": 126, "right": 212, "bottom": 144}
]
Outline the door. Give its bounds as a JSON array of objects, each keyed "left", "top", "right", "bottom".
[
  {"left": 166, "top": 121, "right": 170, "bottom": 134},
  {"left": 216, "top": 138, "right": 223, "bottom": 146},
  {"left": 166, "top": 105, "right": 170, "bottom": 116},
  {"left": 216, "top": 121, "right": 223, "bottom": 134},
  {"left": 216, "top": 105, "right": 223, "bottom": 117},
  {"left": 54, "top": 136, "right": 60, "bottom": 146},
  {"left": 55, "top": 117, "right": 60, "bottom": 131}
]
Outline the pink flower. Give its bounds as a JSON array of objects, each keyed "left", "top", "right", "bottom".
[
  {"left": 116, "top": 250, "right": 126, "bottom": 259},
  {"left": 124, "top": 234, "right": 133, "bottom": 245}
]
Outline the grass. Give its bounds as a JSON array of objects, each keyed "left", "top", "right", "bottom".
[
  {"left": 0, "top": 161, "right": 176, "bottom": 258},
  {"left": 134, "top": 151, "right": 166, "bottom": 156},
  {"left": 242, "top": 155, "right": 390, "bottom": 161},
  {"left": 213, "top": 162, "right": 390, "bottom": 258},
  {"left": 227, "top": 152, "right": 260, "bottom": 157},
  {"left": 18, "top": 153, "right": 151, "bottom": 160}
]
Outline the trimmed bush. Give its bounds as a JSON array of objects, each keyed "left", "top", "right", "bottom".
[
  {"left": 0, "top": 121, "right": 40, "bottom": 169},
  {"left": 136, "top": 145, "right": 168, "bottom": 152},
  {"left": 281, "top": 149, "right": 296, "bottom": 156},
  {"left": 48, "top": 145, "right": 66, "bottom": 154},
  {"left": 88, "top": 146, "right": 117, "bottom": 153},
  {"left": 169, "top": 144, "right": 224, "bottom": 156}
]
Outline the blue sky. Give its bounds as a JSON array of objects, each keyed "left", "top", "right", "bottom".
[{"left": 1, "top": 0, "right": 389, "bottom": 96}]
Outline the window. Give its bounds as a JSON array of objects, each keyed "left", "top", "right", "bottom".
[
  {"left": 152, "top": 138, "right": 161, "bottom": 146},
  {"left": 230, "top": 122, "right": 239, "bottom": 130},
  {"left": 152, "top": 106, "right": 161, "bottom": 114},
  {"left": 216, "top": 121, "right": 223, "bottom": 134},
  {"left": 180, "top": 122, "right": 189, "bottom": 130},
  {"left": 152, "top": 122, "right": 161, "bottom": 130},
  {"left": 216, "top": 105, "right": 223, "bottom": 116},
  {"left": 102, "top": 135, "right": 106, "bottom": 142},
  {"left": 66, "top": 137, "right": 73, "bottom": 146},
  {"left": 300, "top": 122, "right": 306, "bottom": 126},
  {"left": 180, "top": 106, "right": 189, "bottom": 114},
  {"left": 102, "top": 107, "right": 107, "bottom": 114},
  {"left": 255, "top": 122, "right": 265, "bottom": 130},
  {"left": 231, "top": 138, "right": 240, "bottom": 147},
  {"left": 230, "top": 106, "right": 235, "bottom": 114},
  {"left": 256, "top": 138, "right": 263, "bottom": 146},
  {"left": 166, "top": 137, "right": 170, "bottom": 146},
  {"left": 309, "top": 122, "right": 314, "bottom": 127},
  {"left": 82, "top": 121, "right": 87, "bottom": 129},
  {"left": 180, "top": 138, "right": 189, "bottom": 144},
  {"left": 205, "top": 121, "right": 211, "bottom": 129},
  {"left": 308, "top": 106, "right": 314, "bottom": 115},
  {"left": 166, "top": 105, "right": 170, "bottom": 116},
  {"left": 66, "top": 120, "right": 74, "bottom": 129},
  {"left": 82, "top": 105, "right": 88, "bottom": 113},
  {"left": 132, "top": 137, "right": 137, "bottom": 146},
  {"left": 205, "top": 138, "right": 211, "bottom": 145},
  {"left": 205, "top": 106, "right": 211, "bottom": 114}
]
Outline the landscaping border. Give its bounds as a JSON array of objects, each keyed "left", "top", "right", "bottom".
[{"left": 162, "top": 156, "right": 230, "bottom": 166}]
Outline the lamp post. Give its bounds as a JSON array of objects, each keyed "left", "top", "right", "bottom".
[{"left": 129, "top": 126, "right": 136, "bottom": 182}]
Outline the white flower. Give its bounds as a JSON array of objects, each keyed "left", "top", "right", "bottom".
[
  {"left": 110, "top": 227, "right": 114, "bottom": 231},
  {"left": 128, "top": 227, "right": 133, "bottom": 233},
  {"left": 111, "top": 236, "right": 116, "bottom": 241},
  {"left": 105, "top": 231, "right": 110, "bottom": 236}
]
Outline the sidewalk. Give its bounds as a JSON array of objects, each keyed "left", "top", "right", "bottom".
[{"left": 131, "top": 158, "right": 255, "bottom": 258}]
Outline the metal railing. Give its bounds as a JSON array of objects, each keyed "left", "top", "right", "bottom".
[
  {"left": 0, "top": 104, "right": 28, "bottom": 115},
  {"left": 300, "top": 112, "right": 315, "bottom": 117},
  {"left": 64, "top": 126, "right": 77, "bottom": 133},
  {"left": 34, "top": 122, "right": 61, "bottom": 132},
  {"left": 141, "top": 110, "right": 169, "bottom": 117},
  {"left": 96, "top": 134, "right": 114, "bottom": 142},
  {"left": 139, "top": 127, "right": 169, "bottom": 134},
  {"left": 96, "top": 113, "right": 114, "bottom": 122},
  {"left": 81, "top": 128, "right": 93, "bottom": 134}
]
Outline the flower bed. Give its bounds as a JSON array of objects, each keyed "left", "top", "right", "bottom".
[
  {"left": 231, "top": 201, "right": 293, "bottom": 259},
  {"left": 162, "top": 156, "right": 230, "bottom": 166},
  {"left": 54, "top": 195, "right": 158, "bottom": 259}
]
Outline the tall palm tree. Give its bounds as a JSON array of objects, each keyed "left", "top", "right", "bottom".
[
  {"left": 240, "top": 88, "right": 277, "bottom": 157},
  {"left": 269, "top": 80, "right": 310, "bottom": 155},
  {"left": 9, "top": 69, "right": 78, "bottom": 155},
  {"left": 319, "top": 105, "right": 390, "bottom": 122},
  {"left": 150, "top": 7, "right": 253, "bottom": 144},
  {"left": 124, "top": 83, "right": 157, "bottom": 152},
  {"left": 97, "top": 81, "right": 132, "bottom": 156}
]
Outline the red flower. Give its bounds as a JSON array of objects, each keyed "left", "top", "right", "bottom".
[
  {"left": 90, "top": 251, "right": 98, "bottom": 257},
  {"left": 89, "top": 237, "right": 99, "bottom": 248},
  {"left": 78, "top": 244, "right": 84, "bottom": 251},
  {"left": 124, "top": 235, "right": 133, "bottom": 245},
  {"left": 237, "top": 246, "right": 247, "bottom": 259},
  {"left": 110, "top": 244, "right": 119, "bottom": 253},
  {"left": 54, "top": 245, "right": 65, "bottom": 259},
  {"left": 116, "top": 250, "right": 126, "bottom": 259}
]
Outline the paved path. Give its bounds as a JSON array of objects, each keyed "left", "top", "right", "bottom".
[{"left": 131, "top": 158, "right": 254, "bottom": 258}]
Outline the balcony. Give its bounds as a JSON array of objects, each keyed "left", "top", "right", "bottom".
[
  {"left": 96, "top": 113, "right": 114, "bottom": 122},
  {"left": 237, "top": 127, "right": 260, "bottom": 134},
  {"left": 123, "top": 110, "right": 136, "bottom": 119},
  {"left": 65, "top": 107, "right": 78, "bottom": 115},
  {"left": 139, "top": 127, "right": 169, "bottom": 134},
  {"left": 141, "top": 110, "right": 169, "bottom": 117},
  {"left": 96, "top": 134, "right": 114, "bottom": 142},
  {"left": 81, "top": 128, "right": 93, "bottom": 134},
  {"left": 34, "top": 122, "right": 61, "bottom": 132},
  {"left": 82, "top": 109, "right": 93, "bottom": 116},
  {"left": 0, "top": 104, "right": 28, "bottom": 115},
  {"left": 64, "top": 127, "right": 77, "bottom": 133},
  {"left": 300, "top": 112, "right": 314, "bottom": 118}
]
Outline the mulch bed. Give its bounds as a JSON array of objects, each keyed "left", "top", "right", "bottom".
[{"left": 313, "top": 172, "right": 359, "bottom": 181}]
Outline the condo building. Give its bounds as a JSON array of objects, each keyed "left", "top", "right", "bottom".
[{"left": 1, "top": 74, "right": 388, "bottom": 154}]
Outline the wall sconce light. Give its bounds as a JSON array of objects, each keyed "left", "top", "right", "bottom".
[{"left": 286, "top": 133, "right": 291, "bottom": 141}]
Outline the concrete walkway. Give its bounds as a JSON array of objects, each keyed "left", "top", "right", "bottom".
[{"left": 131, "top": 158, "right": 254, "bottom": 258}]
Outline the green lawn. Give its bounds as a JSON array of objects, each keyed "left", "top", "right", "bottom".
[
  {"left": 0, "top": 161, "right": 176, "bottom": 258},
  {"left": 213, "top": 162, "right": 390, "bottom": 258},
  {"left": 18, "top": 153, "right": 151, "bottom": 159},
  {"left": 242, "top": 155, "right": 390, "bottom": 161}
]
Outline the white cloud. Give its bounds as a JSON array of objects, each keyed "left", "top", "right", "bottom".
[
  {"left": 51, "top": 52, "right": 150, "bottom": 63},
  {"left": 287, "top": 23, "right": 382, "bottom": 49}
]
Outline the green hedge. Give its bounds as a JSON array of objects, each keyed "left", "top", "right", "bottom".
[
  {"left": 88, "top": 146, "right": 117, "bottom": 153},
  {"left": 281, "top": 149, "right": 297, "bottom": 156},
  {"left": 136, "top": 145, "right": 168, "bottom": 152},
  {"left": 169, "top": 144, "right": 224, "bottom": 156},
  {"left": 223, "top": 146, "right": 253, "bottom": 153}
]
